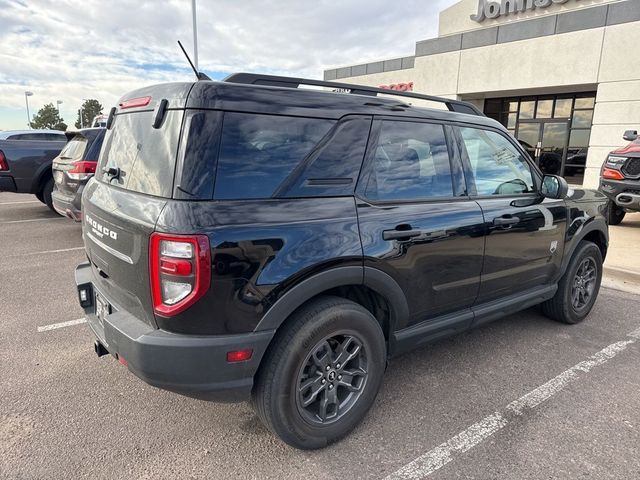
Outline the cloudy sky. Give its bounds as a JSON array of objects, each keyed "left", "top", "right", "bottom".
[{"left": 0, "top": 0, "right": 457, "bottom": 130}]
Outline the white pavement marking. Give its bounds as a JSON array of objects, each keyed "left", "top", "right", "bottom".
[
  {"left": 384, "top": 328, "right": 640, "bottom": 480},
  {"left": 37, "top": 318, "right": 87, "bottom": 332},
  {"left": 13, "top": 247, "right": 84, "bottom": 256},
  {"left": 1, "top": 217, "right": 65, "bottom": 224},
  {"left": 0, "top": 200, "right": 40, "bottom": 205}
]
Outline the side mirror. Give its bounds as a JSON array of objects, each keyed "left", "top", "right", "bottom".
[
  {"left": 623, "top": 130, "right": 638, "bottom": 142},
  {"left": 541, "top": 174, "right": 569, "bottom": 199}
]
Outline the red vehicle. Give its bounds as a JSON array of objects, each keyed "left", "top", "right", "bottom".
[{"left": 599, "top": 130, "right": 640, "bottom": 225}]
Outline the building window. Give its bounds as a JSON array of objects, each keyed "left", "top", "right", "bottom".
[{"left": 483, "top": 92, "right": 596, "bottom": 186}]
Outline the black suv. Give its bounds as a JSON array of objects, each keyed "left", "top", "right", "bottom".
[{"left": 75, "top": 74, "right": 609, "bottom": 449}]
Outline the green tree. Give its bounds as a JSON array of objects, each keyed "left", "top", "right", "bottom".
[
  {"left": 30, "top": 103, "right": 67, "bottom": 131},
  {"left": 75, "top": 99, "right": 103, "bottom": 128}
]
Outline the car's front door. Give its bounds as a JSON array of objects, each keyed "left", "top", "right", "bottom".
[
  {"left": 356, "top": 118, "right": 485, "bottom": 331},
  {"left": 455, "top": 125, "right": 567, "bottom": 304}
]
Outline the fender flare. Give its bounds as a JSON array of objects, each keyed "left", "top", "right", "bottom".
[
  {"left": 559, "top": 217, "right": 608, "bottom": 277},
  {"left": 254, "top": 266, "right": 410, "bottom": 334}
]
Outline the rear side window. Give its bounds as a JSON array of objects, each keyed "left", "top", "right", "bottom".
[
  {"left": 85, "top": 130, "right": 106, "bottom": 161},
  {"left": 97, "top": 110, "right": 182, "bottom": 198},
  {"left": 214, "top": 113, "right": 335, "bottom": 200},
  {"left": 361, "top": 120, "right": 454, "bottom": 202},
  {"left": 276, "top": 116, "right": 372, "bottom": 198}
]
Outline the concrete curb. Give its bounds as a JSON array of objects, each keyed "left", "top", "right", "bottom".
[
  {"left": 602, "top": 266, "right": 640, "bottom": 295},
  {"left": 604, "top": 266, "right": 640, "bottom": 284}
]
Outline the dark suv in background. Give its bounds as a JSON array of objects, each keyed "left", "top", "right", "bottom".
[
  {"left": 599, "top": 129, "right": 640, "bottom": 225},
  {"left": 52, "top": 128, "right": 105, "bottom": 220},
  {"left": 75, "top": 74, "right": 608, "bottom": 449}
]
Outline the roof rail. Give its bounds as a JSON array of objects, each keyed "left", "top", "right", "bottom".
[{"left": 223, "top": 73, "right": 484, "bottom": 116}]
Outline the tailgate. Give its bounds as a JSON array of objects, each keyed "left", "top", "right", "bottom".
[{"left": 82, "top": 177, "right": 167, "bottom": 328}]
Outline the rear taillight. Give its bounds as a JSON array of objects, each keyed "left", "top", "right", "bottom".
[
  {"left": 0, "top": 150, "right": 8, "bottom": 171},
  {"left": 150, "top": 233, "right": 211, "bottom": 317},
  {"left": 67, "top": 160, "right": 97, "bottom": 180}
]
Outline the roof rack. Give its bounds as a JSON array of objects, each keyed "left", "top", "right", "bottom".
[{"left": 223, "top": 73, "right": 484, "bottom": 116}]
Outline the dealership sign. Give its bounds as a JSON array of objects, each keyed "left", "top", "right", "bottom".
[
  {"left": 471, "top": 0, "right": 577, "bottom": 22},
  {"left": 379, "top": 82, "right": 413, "bottom": 92}
]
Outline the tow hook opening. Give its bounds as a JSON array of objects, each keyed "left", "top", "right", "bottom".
[{"left": 94, "top": 341, "right": 109, "bottom": 357}]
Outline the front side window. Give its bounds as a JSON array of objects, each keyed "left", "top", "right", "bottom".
[
  {"left": 459, "top": 127, "right": 535, "bottom": 196},
  {"left": 362, "top": 121, "right": 453, "bottom": 202}
]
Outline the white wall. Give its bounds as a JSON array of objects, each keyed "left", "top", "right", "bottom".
[{"left": 583, "top": 21, "right": 640, "bottom": 187}]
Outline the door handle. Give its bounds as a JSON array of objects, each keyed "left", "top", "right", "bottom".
[
  {"left": 493, "top": 215, "right": 520, "bottom": 227},
  {"left": 382, "top": 226, "right": 422, "bottom": 241}
]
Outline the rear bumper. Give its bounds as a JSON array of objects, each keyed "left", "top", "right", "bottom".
[
  {"left": 75, "top": 261, "right": 275, "bottom": 402},
  {"left": 600, "top": 178, "right": 640, "bottom": 210},
  {"left": 0, "top": 175, "right": 17, "bottom": 192},
  {"left": 52, "top": 187, "right": 82, "bottom": 221}
]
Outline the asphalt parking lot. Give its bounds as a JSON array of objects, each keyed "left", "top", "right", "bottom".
[{"left": 2, "top": 191, "right": 640, "bottom": 480}]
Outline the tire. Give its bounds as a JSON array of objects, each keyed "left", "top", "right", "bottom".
[
  {"left": 41, "top": 178, "right": 57, "bottom": 213},
  {"left": 542, "top": 241, "right": 603, "bottom": 324},
  {"left": 35, "top": 190, "right": 45, "bottom": 204},
  {"left": 606, "top": 200, "right": 625, "bottom": 226},
  {"left": 252, "top": 295, "right": 386, "bottom": 450}
]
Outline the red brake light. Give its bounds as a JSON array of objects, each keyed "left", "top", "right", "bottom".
[
  {"left": 602, "top": 167, "right": 625, "bottom": 180},
  {"left": 68, "top": 160, "right": 97, "bottom": 174},
  {"left": 150, "top": 233, "right": 211, "bottom": 317},
  {"left": 160, "top": 257, "right": 192, "bottom": 276},
  {"left": 0, "top": 150, "right": 7, "bottom": 171},
  {"left": 119, "top": 96, "right": 152, "bottom": 109}
]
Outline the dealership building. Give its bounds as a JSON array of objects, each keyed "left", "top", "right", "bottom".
[{"left": 324, "top": 0, "right": 640, "bottom": 188}]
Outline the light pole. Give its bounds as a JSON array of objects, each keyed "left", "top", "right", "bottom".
[
  {"left": 191, "top": 0, "right": 199, "bottom": 70},
  {"left": 24, "top": 91, "right": 33, "bottom": 129},
  {"left": 56, "top": 100, "right": 63, "bottom": 114},
  {"left": 80, "top": 98, "right": 87, "bottom": 128}
]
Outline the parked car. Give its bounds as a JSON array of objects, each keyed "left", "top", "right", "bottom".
[
  {"left": 0, "top": 130, "right": 66, "bottom": 209},
  {"left": 599, "top": 129, "right": 640, "bottom": 225},
  {"left": 91, "top": 114, "right": 108, "bottom": 128},
  {"left": 75, "top": 74, "right": 609, "bottom": 450},
  {"left": 52, "top": 128, "right": 106, "bottom": 221},
  {"left": 0, "top": 129, "right": 66, "bottom": 141}
]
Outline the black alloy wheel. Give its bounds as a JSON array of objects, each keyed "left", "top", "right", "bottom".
[
  {"left": 571, "top": 257, "right": 597, "bottom": 312},
  {"left": 295, "top": 333, "right": 368, "bottom": 425}
]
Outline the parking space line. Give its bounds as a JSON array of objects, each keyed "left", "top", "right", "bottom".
[
  {"left": 383, "top": 328, "right": 640, "bottom": 480},
  {"left": 37, "top": 318, "right": 87, "bottom": 332},
  {"left": 0, "top": 200, "right": 41, "bottom": 205},
  {"left": 1, "top": 217, "right": 65, "bottom": 224}
]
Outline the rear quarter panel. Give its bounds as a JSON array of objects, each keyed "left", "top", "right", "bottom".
[{"left": 155, "top": 197, "right": 363, "bottom": 335}]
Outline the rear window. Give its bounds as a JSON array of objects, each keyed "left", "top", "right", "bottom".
[
  {"left": 97, "top": 110, "right": 182, "bottom": 198},
  {"left": 59, "top": 137, "right": 88, "bottom": 161},
  {"left": 213, "top": 113, "right": 335, "bottom": 200}
]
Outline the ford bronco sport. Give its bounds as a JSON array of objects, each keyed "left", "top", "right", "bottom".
[
  {"left": 599, "top": 129, "right": 640, "bottom": 225},
  {"left": 75, "top": 74, "right": 609, "bottom": 449}
]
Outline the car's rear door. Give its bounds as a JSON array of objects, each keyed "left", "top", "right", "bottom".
[
  {"left": 454, "top": 125, "right": 567, "bottom": 305},
  {"left": 82, "top": 103, "right": 184, "bottom": 330},
  {"left": 356, "top": 117, "right": 485, "bottom": 336}
]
